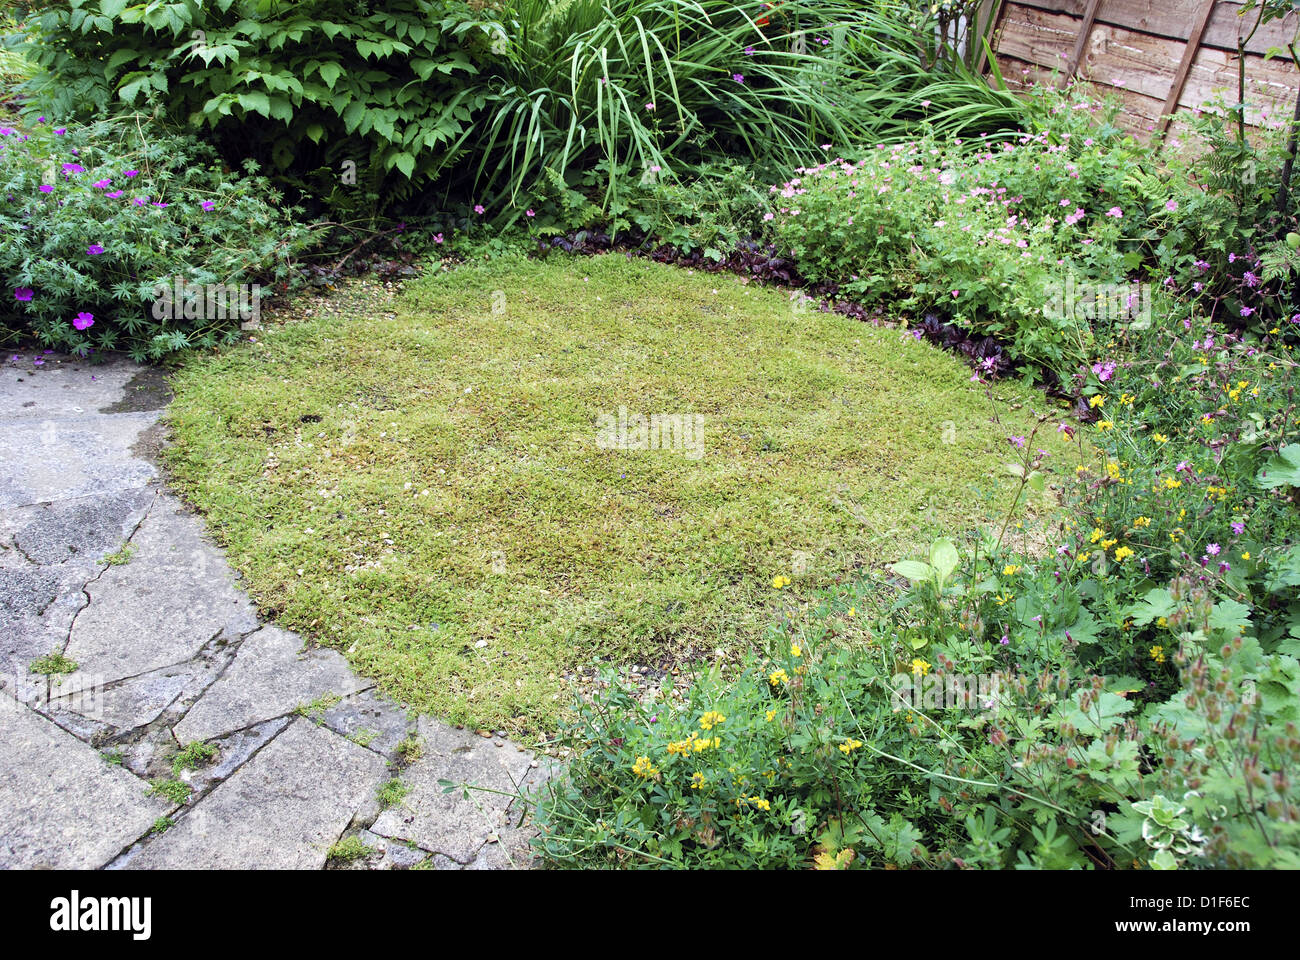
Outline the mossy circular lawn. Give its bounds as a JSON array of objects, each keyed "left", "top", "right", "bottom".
[{"left": 164, "top": 253, "right": 1069, "bottom": 734}]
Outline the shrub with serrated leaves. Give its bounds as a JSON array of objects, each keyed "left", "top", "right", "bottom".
[
  {"left": 14, "top": 0, "right": 502, "bottom": 203},
  {"left": 0, "top": 116, "right": 308, "bottom": 359}
]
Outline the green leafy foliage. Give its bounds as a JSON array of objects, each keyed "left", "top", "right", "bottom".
[{"left": 0, "top": 115, "right": 309, "bottom": 358}]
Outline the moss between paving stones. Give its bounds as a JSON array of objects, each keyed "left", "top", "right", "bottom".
[{"left": 163, "top": 253, "right": 1075, "bottom": 735}]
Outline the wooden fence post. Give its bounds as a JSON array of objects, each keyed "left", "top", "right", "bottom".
[
  {"left": 1156, "top": 0, "right": 1219, "bottom": 136},
  {"left": 1059, "top": 0, "right": 1104, "bottom": 89}
]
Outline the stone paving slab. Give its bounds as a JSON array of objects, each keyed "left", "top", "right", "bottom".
[
  {"left": 0, "top": 551, "right": 97, "bottom": 680},
  {"left": 0, "top": 414, "right": 160, "bottom": 510},
  {"left": 0, "top": 487, "right": 155, "bottom": 566},
  {"left": 0, "top": 358, "right": 144, "bottom": 419},
  {"left": 121, "top": 719, "right": 386, "bottom": 870},
  {"left": 0, "top": 692, "right": 166, "bottom": 869},
  {"left": 66, "top": 494, "right": 259, "bottom": 683},
  {"left": 369, "top": 718, "right": 540, "bottom": 865},
  {"left": 174, "top": 625, "right": 371, "bottom": 743}
]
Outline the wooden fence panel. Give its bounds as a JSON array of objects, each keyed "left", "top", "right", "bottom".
[{"left": 991, "top": 0, "right": 1300, "bottom": 140}]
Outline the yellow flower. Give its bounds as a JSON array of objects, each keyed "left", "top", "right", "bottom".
[
  {"left": 1133, "top": 516, "right": 1151, "bottom": 528},
  {"left": 1114, "top": 546, "right": 1134, "bottom": 562},
  {"left": 769, "top": 668, "right": 789, "bottom": 687},
  {"left": 1101, "top": 538, "right": 1118, "bottom": 551},
  {"left": 847, "top": 606, "right": 856, "bottom": 617},
  {"left": 1002, "top": 564, "right": 1021, "bottom": 576},
  {"left": 690, "top": 772, "right": 706, "bottom": 790},
  {"left": 699, "top": 710, "right": 726, "bottom": 731},
  {"left": 765, "top": 709, "right": 778, "bottom": 722},
  {"left": 771, "top": 574, "right": 791, "bottom": 589},
  {"left": 1157, "top": 616, "right": 1168, "bottom": 628},
  {"left": 839, "top": 738, "right": 863, "bottom": 754},
  {"left": 790, "top": 643, "right": 803, "bottom": 658},
  {"left": 632, "top": 756, "right": 659, "bottom": 778},
  {"left": 1150, "top": 645, "right": 1165, "bottom": 665},
  {"left": 1119, "top": 393, "right": 1134, "bottom": 406},
  {"left": 1097, "top": 420, "right": 1114, "bottom": 432},
  {"left": 1090, "top": 527, "right": 1104, "bottom": 544},
  {"left": 1242, "top": 551, "right": 1251, "bottom": 560},
  {"left": 1089, "top": 395, "right": 1105, "bottom": 409},
  {"left": 1153, "top": 433, "right": 1168, "bottom": 444},
  {"left": 1163, "top": 477, "right": 1182, "bottom": 490},
  {"left": 749, "top": 796, "right": 771, "bottom": 812},
  {"left": 911, "top": 658, "right": 931, "bottom": 677}
]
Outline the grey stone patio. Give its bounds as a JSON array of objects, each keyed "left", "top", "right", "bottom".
[{"left": 0, "top": 353, "right": 547, "bottom": 870}]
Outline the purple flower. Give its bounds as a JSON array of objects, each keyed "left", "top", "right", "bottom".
[
  {"left": 1219, "top": 561, "right": 1231, "bottom": 573},
  {"left": 106, "top": 190, "right": 124, "bottom": 199},
  {"left": 86, "top": 244, "right": 105, "bottom": 255},
  {"left": 1206, "top": 543, "right": 1220, "bottom": 556},
  {"left": 744, "top": 46, "right": 755, "bottom": 55},
  {"left": 14, "top": 287, "right": 34, "bottom": 302},
  {"left": 38, "top": 185, "right": 53, "bottom": 193},
  {"left": 1009, "top": 436, "right": 1026, "bottom": 449},
  {"left": 473, "top": 204, "right": 485, "bottom": 214},
  {"left": 1231, "top": 521, "right": 1245, "bottom": 536},
  {"left": 525, "top": 209, "right": 535, "bottom": 217},
  {"left": 124, "top": 170, "right": 139, "bottom": 178},
  {"left": 0, "top": 127, "right": 13, "bottom": 136},
  {"left": 1092, "top": 360, "right": 1115, "bottom": 382},
  {"left": 200, "top": 200, "right": 215, "bottom": 211},
  {"left": 132, "top": 197, "right": 148, "bottom": 206},
  {"left": 93, "top": 179, "right": 111, "bottom": 189},
  {"left": 72, "top": 311, "right": 94, "bottom": 331},
  {"left": 433, "top": 233, "right": 444, "bottom": 244},
  {"left": 33, "top": 357, "right": 44, "bottom": 366},
  {"left": 61, "top": 163, "right": 84, "bottom": 174},
  {"left": 733, "top": 73, "right": 745, "bottom": 84}
]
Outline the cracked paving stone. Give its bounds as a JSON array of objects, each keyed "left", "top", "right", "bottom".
[
  {"left": 333, "top": 830, "right": 431, "bottom": 870},
  {"left": 120, "top": 718, "right": 386, "bottom": 870},
  {"left": 317, "top": 689, "right": 416, "bottom": 757},
  {"left": 65, "top": 494, "right": 258, "bottom": 683},
  {"left": 173, "top": 625, "right": 370, "bottom": 743},
  {"left": 368, "top": 718, "right": 539, "bottom": 865},
  {"left": 0, "top": 552, "right": 99, "bottom": 681},
  {"left": 0, "top": 487, "right": 155, "bottom": 566},
  {"left": 0, "top": 693, "right": 166, "bottom": 869}
]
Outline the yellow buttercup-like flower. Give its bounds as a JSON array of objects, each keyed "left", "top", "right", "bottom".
[
  {"left": 1003, "top": 564, "right": 1020, "bottom": 576},
  {"left": 769, "top": 668, "right": 789, "bottom": 687},
  {"left": 699, "top": 710, "right": 726, "bottom": 731},
  {"left": 911, "top": 658, "right": 931, "bottom": 677},
  {"left": 1114, "top": 546, "right": 1134, "bottom": 562},
  {"left": 1088, "top": 395, "right": 1105, "bottom": 409},
  {"left": 771, "top": 574, "right": 791, "bottom": 589},
  {"left": 632, "top": 756, "right": 658, "bottom": 778},
  {"left": 765, "top": 709, "right": 778, "bottom": 722},
  {"left": 839, "top": 738, "right": 863, "bottom": 754},
  {"left": 790, "top": 643, "right": 803, "bottom": 658}
]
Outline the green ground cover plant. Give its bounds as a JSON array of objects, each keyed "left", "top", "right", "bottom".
[{"left": 163, "top": 253, "right": 1072, "bottom": 734}]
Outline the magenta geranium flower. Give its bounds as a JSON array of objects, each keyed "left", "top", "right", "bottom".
[
  {"left": 733, "top": 73, "right": 745, "bottom": 84},
  {"left": 132, "top": 197, "right": 148, "bottom": 206},
  {"left": 86, "top": 244, "right": 105, "bottom": 255},
  {"left": 61, "top": 163, "right": 84, "bottom": 174},
  {"left": 474, "top": 204, "right": 485, "bottom": 214},
  {"left": 93, "top": 179, "right": 111, "bottom": 189},
  {"left": 38, "top": 185, "right": 53, "bottom": 193},
  {"left": 106, "top": 190, "right": 124, "bottom": 199},
  {"left": 54, "top": 127, "right": 66, "bottom": 135},
  {"left": 525, "top": 209, "right": 535, "bottom": 217},
  {"left": 14, "top": 287, "right": 33, "bottom": 301},
  {"left": 200, "top": 200, "right": 215, "bottom": 211},
  {"left": 72, "top": 311, "right": 94, "bottom": 331},
  {"left": 1106, "top": 207, "right": 1123, "bottom": 218},
  {"left": 124, "top": 170, "right": 139, "bottom": 178}
]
